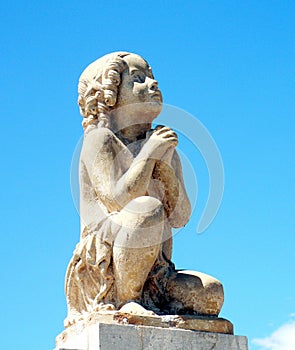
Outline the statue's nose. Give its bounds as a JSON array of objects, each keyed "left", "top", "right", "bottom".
[{"left": 147, "top": 78, "right": 158, "bottom": 91}]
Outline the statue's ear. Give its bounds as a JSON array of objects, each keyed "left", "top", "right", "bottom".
[{"left": 78, "top": 96, "right": 84, "bottom": 107}]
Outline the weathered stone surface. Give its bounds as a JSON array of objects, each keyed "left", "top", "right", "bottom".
[
  {"left": 57, "top": 307, "right": 233, "bottom": 343},
  {"left": 63, "top": 52, "right": 225, "bottom": 328},
  {"left": 111, "top": 302, "right": 233, "bottom": 334},
  {"left": 55, "top": 322, "right": 248, "bottom": 350}
]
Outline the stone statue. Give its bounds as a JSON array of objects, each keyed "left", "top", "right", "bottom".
[{"left": 64, "top": 52, "right": 224, "bottom": 327}]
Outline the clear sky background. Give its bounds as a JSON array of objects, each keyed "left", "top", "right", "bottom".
[{"left": 1, "top": 1, "right": 294, "bottom": 349}]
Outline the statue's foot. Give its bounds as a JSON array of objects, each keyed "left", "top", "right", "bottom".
[
  {"left": 166, "top": 270, "right": 224, "bottom": 316},
  {"left": 64, "top": 312, "right": 85, "bottom": 328},
  {"left": 119, "top": 301, "right": 156, "bottom": 316},
  {"left": 93, "top": 302, "right": 116, "bottom": 313}
]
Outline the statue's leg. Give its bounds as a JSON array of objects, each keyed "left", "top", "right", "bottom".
[
  {"left": 112, "top": 196, "right": 164, "bottom": 307},
  {"left": 166, "top": 270, "right": 224, "bottom": 316}
]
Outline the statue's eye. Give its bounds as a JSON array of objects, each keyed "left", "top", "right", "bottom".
[{"left": 133, "top": 73, "right": 145, "bottom": 83}]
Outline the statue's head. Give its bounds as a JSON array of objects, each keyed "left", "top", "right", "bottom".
[{"left": 78, "top": 52, "right": 162, "bottom": 131}]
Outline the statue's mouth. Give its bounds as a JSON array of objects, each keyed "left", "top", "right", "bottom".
[{"left": 150, "top": 91, "right": 162, "bottom": 102}]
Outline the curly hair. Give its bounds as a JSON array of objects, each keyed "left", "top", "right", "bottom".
[{"left": 78, "top": 52, "right": 131, "bottom": 131}]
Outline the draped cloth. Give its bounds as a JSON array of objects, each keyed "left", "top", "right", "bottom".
[{"left": 65, "top": 213, "right": 176, "bottom": 324}]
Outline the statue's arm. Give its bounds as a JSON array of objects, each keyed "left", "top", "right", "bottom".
[
  {"left": 81, "top": 128, "right": 157, "bottom": 212},
  {"left": 171, "top": 150, "right": 191, "bottom": 226},
  {"left": 153, "top": 148, "right": 191, "bottom": 228}
]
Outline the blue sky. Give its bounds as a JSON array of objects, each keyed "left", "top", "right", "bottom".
[{"left": 1, "top": 1, "right": 294, "bottom": 349}]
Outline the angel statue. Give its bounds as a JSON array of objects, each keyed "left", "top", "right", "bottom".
[{"left": 64, "top": 52, "right": 224, "bottom": 326}]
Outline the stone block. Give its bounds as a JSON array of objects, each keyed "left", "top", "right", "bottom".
[{"left": 55, "top": 322, "right": 248, "bottom": 350}]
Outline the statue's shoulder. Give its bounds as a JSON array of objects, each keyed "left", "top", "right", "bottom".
[
  {"left": 83, "top": 127, "right": 117, "bottom": 147},
  {"left": 80, "top": 128, "right": 118, "bottom": 164},
  {"left": 83, "top": 128, "right": 116, "bottom": 143}
]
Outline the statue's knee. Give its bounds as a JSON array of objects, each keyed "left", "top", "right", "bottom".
[
  {"left": 123, "top": 196, "right": 164, "bottom": 226},
  {"left": 113, "top": 196, "right": 164, "bottom": 248},
  {"left": 124, "top": 196, "right": 163, "bottom": 214},
  {"left": 166, "top": 271, "right": 224, "bottom": 316}
]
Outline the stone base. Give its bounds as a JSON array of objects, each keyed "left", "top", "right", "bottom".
[{"left": 55, "top": 321, "right": 248, "bottom": 350}]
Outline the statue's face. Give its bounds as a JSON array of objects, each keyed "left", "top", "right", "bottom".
[{"left": 116, "top": 54, "right": 162, "bottom": 113}]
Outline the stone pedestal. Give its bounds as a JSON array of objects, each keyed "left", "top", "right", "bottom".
[{"left": 55, "top": 322, "right": 248, "bottom": 350}]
